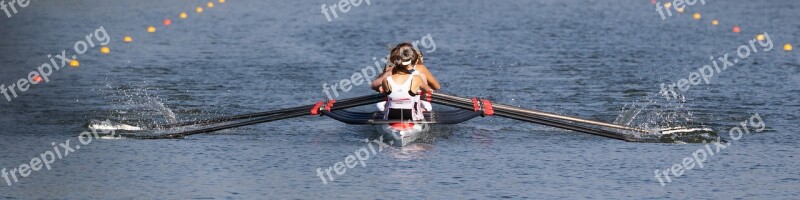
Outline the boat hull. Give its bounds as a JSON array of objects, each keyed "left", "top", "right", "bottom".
[{"left": 377, "top": 123, "right": 428, "bottom": 146}]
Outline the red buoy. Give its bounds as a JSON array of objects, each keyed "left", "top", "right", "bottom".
[
  {"left": 32, "top": 75, "right": 43, "bottom": 83},
  {"left": 163, "top": 19, "right": 172, "bottom": 26}
]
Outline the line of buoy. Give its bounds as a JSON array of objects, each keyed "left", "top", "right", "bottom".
[
  {"left": 655, "top": 1, "right": 794, "bottom": 51},
  {"left": 72, "top": 2, "right": 228, "bottom": 68}
]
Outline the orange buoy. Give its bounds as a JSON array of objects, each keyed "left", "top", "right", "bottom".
[
  {"left": 164, "top": 18, "right": 172, "bottom": 26},
  {"left": 784, "top": 43, "right": 793, "bottom": 51},
  {"left": 100, "top": 46, "right": 110, "bottom": 54},
  {"left": 692, "top": 13, "right": 701, "bottom": 20},
  {"left": 69, "top": 59, "right": 80, "bottom": 68},
  {"left": 196, "top": 7, "right": 203, "bottom": 13},
  {"left": 732, "top": 25, "right": 741, "bottom": 33},
  {"left": 123, "top": 36, "right": 133, "bottom": 43},
  {"left": 32, "top": 75, "right": 43, "bottom": 84},
  {"left": 147, "top": 26, "right": 156, "bottom": 33},
  {"left": 711, "top": 20, "right": 719, "bottom": 26}
]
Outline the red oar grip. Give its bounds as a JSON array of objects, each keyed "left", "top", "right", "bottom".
[
  {"left": 481, "top": 99, "right": 494, "bottom": 116},
  {"left": 472, "top": 98, "right": 480, "bottom": 112},
  {"left": 310, "top": 101, "right": 324, "bottom": 115},
  {"left": 325, "top": 100, "right": 336, "bottom": 111}
]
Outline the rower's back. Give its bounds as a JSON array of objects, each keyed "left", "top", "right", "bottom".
[{"left": 383, "top": 73, "right": 423, "bottom": 120}]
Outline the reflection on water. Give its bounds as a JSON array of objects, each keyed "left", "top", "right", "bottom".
[{"left": 384, "top": 143, "right": 435, "bottom": 161}]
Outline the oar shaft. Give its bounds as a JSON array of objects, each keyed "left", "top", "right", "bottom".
[
  {"left": 432, "top": 93, "right": 648, "bottom": 133},
  {"left": 156, "top": 94, "right": 385, "bottom": 129},
  {"left": 143, "top": 94, "right": 386, "bottom": 139},
  {"left": 432, "top": 96, "right": 628, "bottom": 140}
]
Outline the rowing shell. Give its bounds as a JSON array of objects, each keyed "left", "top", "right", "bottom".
[
  {"left": 320, "top": 109, "right": 483, "bottom": 146},
  {"left": 377, "top": 122, "right": 429, "bottom": 146}
]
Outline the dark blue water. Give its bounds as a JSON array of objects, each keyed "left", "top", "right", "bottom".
[{"left": 1, "top": 0, "right": 798, "bottom": 199}]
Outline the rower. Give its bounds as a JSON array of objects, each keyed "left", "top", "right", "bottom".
[
  {"left": 372, "top": 43, "right": 440, "bottom": 92},
  {"left": 381, "top": 46, "right": 426, "bottom": 121},
  {"left": 372, "top": 43, "right": 439, "bottom": 111},
  {"left": 408, "top": 47, "right": 438, "bottom": 111}
]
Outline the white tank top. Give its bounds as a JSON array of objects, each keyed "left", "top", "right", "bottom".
[
  {"left": 410, "top": 68, "right": 422, "bottom": 103},
  {"left": 386, "top": 75, "right": 415, "bottom": 109}
]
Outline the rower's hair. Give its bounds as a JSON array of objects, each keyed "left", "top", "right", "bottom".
[
  {"left": 389, "top": 43, "right": 417, "bottom": 74},
  {"left": 416, "top": 48, "right": 424, "bottom": 65}
]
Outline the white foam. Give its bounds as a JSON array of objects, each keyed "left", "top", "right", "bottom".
[
  {"left": 89, "top": 122, "right": 143, "bottom": 131},
  {"left": 659, "top": 127, "right": 714, "bottom": 135}
]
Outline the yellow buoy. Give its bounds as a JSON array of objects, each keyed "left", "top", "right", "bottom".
[
  {"left": 756, "top": 34, "right": 765, "bottom": 41},
  {"left": 147, "top": 26, "right": 156, "bottom": 33},
  {"left": 180, "top": 12, "right": 188, "bottom": 19},
  {"left": 711, "top": 20, "right": 719, "bottom": 25},
  {"left": 664, "top": 2, "right": 672, "bottom": 9},
  {"left": 676, "top": 7, "right": 685, "bottom": 13},
  {"left": 207, "top": 2, "right": 214, "bottom": 8},
  {"left": 123, "top": 36, "right": 133, "bottom": 43},
  {"left": 784, "top": 43, "right": 793, "bottom": 51},
  {"left": 196, "top": 7, "right": 203, "bottom": 13},
  {"left": 692, "top": 13, "right": 701, "bottom": 20},
  {"left": 100, "top": 46, "right": 110, "bottom": 54},
  {"left": 218, "top": 0, "right": 225, "bottom": 3},
  {"left": 69, "top": 59, "right": 80, "bottom": 68}
]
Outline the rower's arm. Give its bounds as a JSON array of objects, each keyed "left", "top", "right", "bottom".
[
  {"left": 416, "top": 74, "right": 432, "bottom": 92},
  {"left": 381, "top": 77, "right": 392, "bottom": 94},
  {"left": 410, "top": 76, "right": 423, "bottom": 94},
  {"left": 371, "top": 72, "right": 391, "bottom": 91},
  {"left": 416, "top": 65, "right": 441, "bottom": 90},
  {"left": 371, "top": 65, "right": 393, "bottom": 91}
]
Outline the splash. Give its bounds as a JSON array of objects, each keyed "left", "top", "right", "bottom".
[
  {"left": 614, "top": 92, "right": 719, "bottom": 143},
  {"left": 98, "top": 82, "right": 179, "bottom": 129}
]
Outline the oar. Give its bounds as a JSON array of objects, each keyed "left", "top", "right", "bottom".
[
  {"left": 430, "top": 94, "right": 631, "bottom": 140},
  {"left": 152, "top": 94, "right": 385, "bottom": 129},
  {"left": 133, "top": 94, "right": 386, "bottom": 139},
  {"left": 430, "top": 92, "right": 653, "bottom": 140}
]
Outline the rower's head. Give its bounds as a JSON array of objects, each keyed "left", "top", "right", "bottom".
[{"left": 389, "top": 43, "right": 418, "bottom": 74}]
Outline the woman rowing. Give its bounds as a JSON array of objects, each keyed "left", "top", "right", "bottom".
[
  {"left": 372, "top": 43, "right": 441, "bottom": 111},
  {"left": 371, "top": 43, "right": 441, "bottom": 93},
  {"left": 379, "top": 45, "right": 428, "bottom": 120}
]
